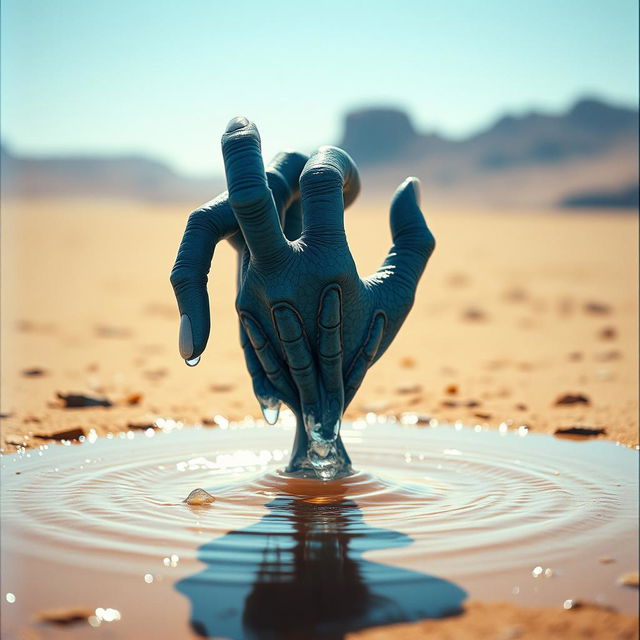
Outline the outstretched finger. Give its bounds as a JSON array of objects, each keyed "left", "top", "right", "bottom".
[
  {"left": 171, "top": 195, "right": 238, "bottom": 363},
  {"left": 369, "top": 178, "right": 435, "bottom": 297},
  {"left": 271, "top": 304, "right": 324, "bottom": 441},
  {"left": 299, "top": 146, "right": 360, "bottom": 242},
  {"left": 221, "top": 117, "right": 288, "bottom": 264},
  {"left": 317, "top": 285, "right": 344, "bottom": 442},
  {"left": 344, "top": 313, "right": 386, "bottom": 407}
]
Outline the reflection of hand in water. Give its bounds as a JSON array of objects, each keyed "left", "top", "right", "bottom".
[{"left": 176, "top": 496, "right": 465, "bottom": 639}]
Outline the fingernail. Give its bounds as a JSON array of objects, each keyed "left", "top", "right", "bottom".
[
  {"left": 410, "top": 177, "right": 421, "bottom": 206},
  {"left": 260, "top": 402, "right": 280, "bottom": 425},
  {"left": 179, "top": 314, "right": 194, "bottom": 359},
  {"left": 225, "top": 116, "right": 249, "bottom": 133}
]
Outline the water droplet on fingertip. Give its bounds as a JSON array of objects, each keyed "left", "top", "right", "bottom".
[{"left": 185, "top": 355, "right": 200, "bottom": 367}]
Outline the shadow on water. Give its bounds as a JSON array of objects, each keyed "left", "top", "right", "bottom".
[{"left": 176, "top": 494, "right": 466, "bottom": 639}]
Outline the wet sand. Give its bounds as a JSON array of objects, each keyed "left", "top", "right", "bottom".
[{"left": 1, "top": 197, "right": 639, "bottom": 637}]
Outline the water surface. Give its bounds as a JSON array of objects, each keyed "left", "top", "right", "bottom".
[{"left": 1, "top": 419, "right": 637, "bottom": 638}]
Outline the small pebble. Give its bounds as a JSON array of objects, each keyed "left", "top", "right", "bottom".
[
  {"left": 184, "top": 488, "right": 215, "bottom": 505},
  {"left": 396, "top": 382, "right": 422, "bottom": 394},
  {"left": 399, "top": 356, "right": 416, "bottom": 368},
  {"left": 583, "top": 301, "right": 611, "bottom": 315},
  {"left": 599, "top": 326, "right": 617, "bottom": 341},
  {"left": 617, "top": 571, "right": 639, "bottom": 588},
  {"left": 22, "top": 368, "right": 47, "bottom": 377},
  {"left": 36, "top": 607, "right": 92, "bottom": 625},
  {"left": 554, "top": 426, "right": 606, "bottom": 438},
  {"left": 554, "top": 393, "right": 590, "bottom": 406}
]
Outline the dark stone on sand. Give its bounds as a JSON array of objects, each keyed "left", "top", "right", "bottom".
[
  {"left": 554, "top": 426, "right": 606, "bottom": 437},
  {"left": 583, "top": 301, "right": 611, "bottom": 315},
  {"left": 555, "top": 393, "right": 590, "bottom": 406},
  {"left": 21, "top": 368, "right": 47, "bottom": 377},
  {"left": 34, "top": 427, "right": 86, "bottom": 441},
  {"left": 127, "top": 422, "right": 157, "bottom": 430},
  {"left": 599, "top": 326, "right": 617, "bottom": 340},
  {"left": 36, "top": 607, "right": 92, "bottom": 625},
  {"left": 56, "top": 392, "right": 112, "bottom": 408},
  {"left": 462, "top": 307, "right": 487, "bottom": 321}
]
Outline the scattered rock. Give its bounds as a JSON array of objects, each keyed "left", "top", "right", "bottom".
[
  {"left": 34, "top": 427, "right": 86, "bottom": 441},
  {"left": 95, "top": 325, "right": 131, "bottom": 338},
  {"left": 210, "top": 383, "right": 234, "bottom": 393},
  {"left": 127, "top": 422, "right": 157, "bottom": 431},
  {"left": 4, "top": 434, "right": 26, "bottom": 446},
  {"left": 21, "top": 368, "right": 47, "bottom": 377},
  {"left": 396, "top": 382, "right": 422, "bottom": 394},
  {"left": 124, "top": 393, "right": 143, "bottom": 406},
  {"left": 55, "top": 392, "right": 112, "bottom": 408},
  {"left": 595, "top": 350, "right": 621, "bottom": 361},
  {"left": 445, "top": 384, "right": 458, "bottom": 395},
  {"left": 599, "top": 556, "right": 615, "bottom": 564},
  {"left": 184, "top": 488, "right": 215, "bottom": 505},
  {"left": 554, "top": 393, "right": 590, "bottom": 406},
  {"left": 399, "top": 356, "right": 416, "bottom": 368},
  {"left": 554, "top": 426, "right": 606, "bottom": 438},
  {"left": 474, "top": 412, "right": 492, "bottom": 420},
  {"left": 442, "top": 399, "right": 480, "bottom": 408},
  {"left": 599, "top": 326, "right": 617, "bottom": 341},
  {"left": 36, "top": 607, "right": 92, "bottom": 625},
  {"left": 515, "top": 403, "right": 528, "bottom": 411},
  {"left": 617, "top": 571, "right": 639, "bottom": 588},
  {"left": 567, "top": 352, "right": 583, "bottom": 361},
  {"left": 462, "top": 307, "right": 487, "bottom": 321},
  {"left": 0, "top": 412, "right": 13, "bottom": 419},
  {"left": 583, "top": 301, "right": 611, "bottom": 315}
]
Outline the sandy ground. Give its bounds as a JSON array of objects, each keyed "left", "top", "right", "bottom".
[{"left": 1, "top": 196, "right": 638, "bottom": 637}]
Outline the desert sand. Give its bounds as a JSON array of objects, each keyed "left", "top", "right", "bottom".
[{"left": 1, "top": 196, "right": 638, "bottom": 637}]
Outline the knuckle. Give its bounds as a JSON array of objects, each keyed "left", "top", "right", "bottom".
[{"left": 300, "top": 164, "right": 343, "bottom": 196}]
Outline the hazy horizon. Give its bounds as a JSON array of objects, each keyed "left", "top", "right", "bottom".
[{"left": 2, "top": 0, "right": 638, "bottom": 177}]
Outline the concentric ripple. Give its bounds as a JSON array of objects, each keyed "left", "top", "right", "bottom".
[{"left": 1, "top": 420, "right": 638, "bottom": 628}]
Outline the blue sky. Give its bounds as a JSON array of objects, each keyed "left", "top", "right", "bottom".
[{"left": 1, "top": 0, "right": 638, "bottom": 176}]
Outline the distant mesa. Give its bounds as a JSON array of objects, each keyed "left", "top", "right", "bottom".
[
  {"left": 2, "top": 96, "right": 638, "bottom": 208},
  {"left": 338, "top": 97, "right": 638, "bottom": 171},
  {"left": 339, "top": 108, "right": 419, "bottom": 165},
  {"left": 560, "top": 183, "right": 639, "bottom": 209}
]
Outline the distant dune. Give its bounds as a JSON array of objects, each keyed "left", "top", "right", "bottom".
[
  {"left": 1, "top": 97, "right": 637, "bottom": 209},
  {"left": 0, "top": 146, "right": 224, "bottom": 204}
]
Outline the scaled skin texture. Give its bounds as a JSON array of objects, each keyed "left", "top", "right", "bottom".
[{"left": 171, "top": 117, "right": 435, "bottom": 478}]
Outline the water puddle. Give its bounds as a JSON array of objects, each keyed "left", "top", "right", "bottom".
[{"left": 1, "top": 420, "right": 637, "bottom": 638}]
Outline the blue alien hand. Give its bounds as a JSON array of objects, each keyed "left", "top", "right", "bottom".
[
  {"left": 171, "top": 139, "right": 359, "bottom": 475},
  {"left": 220, "top": 117, "right": 435, "bottom": 478}
]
